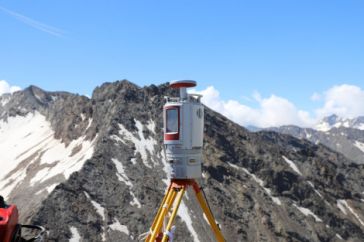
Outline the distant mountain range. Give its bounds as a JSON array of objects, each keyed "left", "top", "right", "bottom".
[
  {"left": 250, "top": 115, "right": 364, "bottom": 164},
  {"left": 316, "top": 114, "right": 364, "bottom": 132},
  {"left": 1, "top": 81, "right": 364, "bottom": 241}
]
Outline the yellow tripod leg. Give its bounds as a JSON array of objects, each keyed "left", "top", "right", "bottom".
[
  {"left": 146, "top": 183, "right": 172, "bottom": 240},
  {"left": 194, "top": 183, "right": 225, "bottom": 242},
  {"left": 161, "top": 186, "right": 186, "bottom": 242},
  {"left": 147, "top": 187, "right": 178, "bottom": 242}
]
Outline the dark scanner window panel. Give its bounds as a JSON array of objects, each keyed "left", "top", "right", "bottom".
[{"left": 166, "top": 108, "right": 178, "bottom": 133}]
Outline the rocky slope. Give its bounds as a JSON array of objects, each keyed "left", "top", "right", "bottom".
[{"left": 1, "top": 81, "right": 364, "bottom": 242}]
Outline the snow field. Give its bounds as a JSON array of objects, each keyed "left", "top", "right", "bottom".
[{"left": 0, "top": 112, "right": 96, "bottom": 199}]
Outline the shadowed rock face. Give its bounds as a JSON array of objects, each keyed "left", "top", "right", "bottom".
[{"left": 1, "top": 80, "right": 364, "bottom": 242}]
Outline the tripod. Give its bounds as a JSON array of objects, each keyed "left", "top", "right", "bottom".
[{"left": 145, "top": 179, "right": 225, "bottom": 242}]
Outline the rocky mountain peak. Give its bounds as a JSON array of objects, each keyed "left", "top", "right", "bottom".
[
  {"left": 316, "top": 114, "right": 340, "bottom": 132},
  {"left": 316, "top": 114, "right": 364, "bottom": 132},
  {"left": 323, "top": 114, "right": 340, "bottom": 125},
  {"left": 92, "top": 80, "right": 139, "bottom": 99}
]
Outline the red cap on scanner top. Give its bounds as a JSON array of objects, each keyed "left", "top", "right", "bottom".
[{"left": 170, "top": 80, "right": 196, "bottom": 89}]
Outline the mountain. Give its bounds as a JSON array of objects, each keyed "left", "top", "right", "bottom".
[
  {"left": 316, "top": 114, "right": 364, "bottom": 132},
  {"left": 268, "top": 116, "right": 364, "bottom": 164},
  {"left": 1, "top": 81, "right": 364, "bottom": 242}
]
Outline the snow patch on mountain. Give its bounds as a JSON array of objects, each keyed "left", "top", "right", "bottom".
[
  {"left": 69, "top": 226, "right": 81, "bottom": 242},
  {"left": 146, "top": 120, "right": 156, "bottom": 134},
  {"left": 0, "top": 112, "right": 49, "bottom": 178},
  {"left": 30, "top": 135, "right": 96, "bottom": 185},
  {"left": 109, "top": 218, "right": 130, "bottom": 235},
  {"left": 228, "top": 162, "right": 282, "bottom": 205},
  {"left": 0, "top": 96, "right": 11, "bottom": 107},
  {"left": 316, "top": 123, "right": 332, "bottom": 132},
  {"left": 111, "top": 158, "right": 133, "bottom": 187},
  {"left": 0, "top": 112, "right": 96, "bottom": 199},
  {"left": 46, "top": 184, "right": 58, "bottom": 194},
  {"left": 293, "top": 204, "right": 323, "bottom": 222},
  {"left": 178, "top": 201, "right": 201, "bottom": 242},
  {"left": 354, "top": 141, "right": 364, "bottom": 153},
  {"left": 84, "top": 192, "right": 106, "bottom": 221},
  {"left": 307, "top": 181, "right": 323, "bottom": 198},
  {"left": 113, "top": 119, "right": 157, "bottom": 168},
  {"left": 282, "top": 156, "right": 302, "bottom": 175},
  {"left": 111, "top": 158, "right": 141, "bottom": 208},
  {"left": 336, "top": 233, "right": 344, "bottom": 240},
  {"left": 337, "top": 200, "right": 364, "bottom": 226},
  {"left": 130, "top": 196, "right": 142, "bottom": 208},
  {"left": 337, "top": 200, "right": 348, "bottom": 215}
]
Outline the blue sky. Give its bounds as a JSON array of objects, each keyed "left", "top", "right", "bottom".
[{"left": 1, "top": 1, "right": 364, "bottom": 127}]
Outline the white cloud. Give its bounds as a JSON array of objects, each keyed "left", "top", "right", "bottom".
[
  {"left": 316, "top": 84, "right": 364, "bottom": 119},
  {"left": 190, "top": 84, "right": 364, "bottom": 128},
  {"left": 0, "top": 80, "right": 21, "bottom": 95},
  {"left": 189, "top": 86, "right": 316, "bottom": 128}
]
